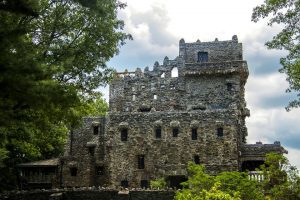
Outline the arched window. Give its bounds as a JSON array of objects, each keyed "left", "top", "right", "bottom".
[
  {"left": 197, "top": 52, "right": 208, "bottom": 62},
  {"left": 171, "top": 67, "right": 178, "bottom": 77}
]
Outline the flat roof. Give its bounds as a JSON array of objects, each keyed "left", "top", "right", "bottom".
[{"left": 17, "top": 158, "right": 59, "bottom": 167}]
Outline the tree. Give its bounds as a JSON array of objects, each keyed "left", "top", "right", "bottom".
[
  {"left": 150, "top": 178, "right": 167, "bottom": 190},
  {"left": 259, "top": 153, "right": 300, "bottom": 199},
  {"left": 0, "top": 0, "right": 129, "bottom": 191},
  {"left": 175, "top": 163, "right": 262, "bottom": 200},
  {"left": 252, "top": 0, "right": 300, "bottom": 110}
]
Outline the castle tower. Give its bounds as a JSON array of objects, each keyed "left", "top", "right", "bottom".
[{"left": 107, "top": 36, "right": 250, "bottom": 188}]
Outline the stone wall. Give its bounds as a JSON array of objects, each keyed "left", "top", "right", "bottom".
[
  {"left": 61, "top": 117, "right": 108, "bottom": 187},
  {"left": 180, "top": 36, "right": 243, "bottom": 63},
  {"left": 106, "top": 111, "right": 240, "bottom": 187},
  {"left": 0, "top": 189, "right": 175, "bottom": 200}
]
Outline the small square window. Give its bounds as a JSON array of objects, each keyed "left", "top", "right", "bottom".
[
  {"left": 140, "top": 180, "right": 148, "bottom": 188},
  {"left": 93, "top": 126, "right": 99, "bottom": 135},
  {"left": 197, "top": 52, "right": 208, "bottom": 62},
  {"left": 227, "top": 83, "right": 233, "bottom": 91},
  {"left": 173, "top": 128, "right": 179, "bottom": 137},
  {"left": 194, "top": 155, "right": 200, "bottom": 164},
  {"left": 121, "top": 129, "right": 128, "bottom": 141},
  {"left": 121, "top": 180, "right": 128, "bottom": 188},
  {"left": 96, "top": 166, "right": 104, "bottom": 175},
  {"left": 217, "top": 128, "right": 223, "bottom": 137},
  {"left": 154, "top": 94, "right": 157, "bottom": 100},
  {"left": 155, "top": 128, "right": 162, "bottom": 139},
  {"left": 191, "top": 128, "right": 197, "bottom": 140},
  {"left": 138, "top": 155, "right": 145, "bottom": 169},
  {"left": 88, "top": 146, "right": 95, "bottom": 156},
  {"left": 70, "top": 167, "right": 78, "bottom": 176}
]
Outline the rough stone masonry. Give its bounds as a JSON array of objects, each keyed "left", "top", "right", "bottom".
[{"left": 18, "top": 36, "right": 287, "bottom": 189}]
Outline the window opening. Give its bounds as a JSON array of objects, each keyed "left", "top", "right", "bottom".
[
  {"left": 191, "top": 128, "right": 197, "bottom": 140},
  {"left": 194, "top": 155, "right": 200, "bottom": 164},
  {"left": 138, "top": 155, "right": 145, "bottom": 169},
  {"left": 121, "top": 180, "right": 129, "bottom": 188},
  {"left": 93, "top": 126, "right": 99, "bottom": 135},
  {"left": 155, "top": 128, "right": 162, "bottom": 138},
  {"left": 161, "top": 73, "right": 165, "bottom": 78},
  {"left": 173, "top": 128, "right": 179, "bottom": 137},
  {"left": 140, "top": 180, "right": 149, "bottom": 188},
  {"left": 171, "top": 67, "right": 178, "bottom": 78},
  {"left": 197, "top": 52, "right": 208, "bottom": 62},
  {"left": 132, "top": 95, "right": 136, "bottom": 101},
  {"left": 227, "top": 83, "right": 233, "bottom": 91},
  {"left": 88, "top": 146, "right": 95, "bottom": 156},
  {"left": 96, "top": 166, "right": 104, "bottom": 175},
  {"left": 154, "top": 94, "right": 157, "bottom": 100},
  {"left": 121, "top": 129, "right": 128, "bottom": 141},
  {"left": 139, "top": 107, "right": 151, "bottom": 112},
  {"left": 217, "top": 128, "right": 223, "bottom": 137},
  {"left": 70, "top": 167, "right": 78, "bottom": 176}
]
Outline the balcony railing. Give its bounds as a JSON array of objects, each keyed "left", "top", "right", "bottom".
[{"left": 248, "top": 171, "right": 264, "bottom": 182}]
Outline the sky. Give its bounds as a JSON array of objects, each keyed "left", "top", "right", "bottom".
[{"left": 105, "top": 0, "right": 300, "bottom": 169}]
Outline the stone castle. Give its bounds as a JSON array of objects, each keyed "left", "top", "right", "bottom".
[{"left": 18, "top": 36, "right": 286, "bottom": 189}]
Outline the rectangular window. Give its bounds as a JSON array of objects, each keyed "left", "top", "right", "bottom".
[
  {"left": 194, "top": 155, "right": 200, "bottom": 164},
  {"left": 140, "top": 180, "right": 148, "bottom": 188},
  {"left": 70, "top": 167, "right": 78, "bottom": 176},
  {"left": 121, "top": 180, "right": 128, "bottom": 188},
  {"left": 93, "top": 126, "right": 99, "bottom": 135},
  {"left": 217, "top": 128, "right": 223, "bottom": 137},
  {"left": 191, "top": 128, "right": 197, "bottom": 140},
  {"left": 173, "top": 128, "right": 179, "bottom": 137},
  {"left": 88, "top": 146, "right": 95, "bottom": 156},
  {"left": 121, "top": 129, "right": 128, "bottom": 141},
  {"left": 197, "top": 52, "right": 208, "bottom": 62},
  {"left": 138, "top": 155, "right": 145, "bottom": 169},
  {"left": 155, "top": 128, "right": 162, "bottom": 138},
  {"left": 95, "top": 166, "right": 104, "bottom": 175},
  {"left": 227, "top": 83, "right": 233, "bottom": 91}
]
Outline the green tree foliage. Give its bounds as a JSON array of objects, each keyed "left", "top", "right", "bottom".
[
  {"left": 259, "top": 153, "right": 300, "bottom": 199},
  {"left": 150, "top": 178, "right": 167, "bottom": 189},
  {"left": 175, "top": 163, "right": 263, "bottom": 200},
  {"left": 176, "top": 155, "right": 300, "bottom": 200},
  {"left": 252, "top": 0, "right": 300, "bottom": 110},
  {"left": 0, "top": 0, "right": 128, "bottom": 191}
]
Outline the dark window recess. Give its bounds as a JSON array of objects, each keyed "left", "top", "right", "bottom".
[
  {"left": 93, "top": 126, "right": 99, "bottom": 135},
  {"left": 227, "top": 83, "right": 233, "bottom": 91},
  {"left": 173, "top": 128, "right": 179, "bottom": 137},
  {"left": 70, "top": 167, "right": 78, "bottom": 176},
  {"left": 194, "top": 155, "right": 200, "bottom": 164},
  {"left": 121, "top": 129, "right": 128, "bottom": 141},
  {"left": 138, "top": 155, "right": 145, "bottom": 169},
  {"left": 197, "top": 52, "right": 208, "bottom": 62},
  {"left": 140, "top": 180, "right": 149, "bottom": 188},
  {"left": 88, "top": 147, "right": 95, "bottom": 156},
  {"left": 96, "top": 166, "right": 104, "bottom": 175},
  {"left": 217, "top": 128, "right": 224, "bottom": 137},
  {"left": 191, "top": 128, "right": 197, "bottom": 140},
  {"left": 156, "top": 128, "right": 162, "bottom": 138},
  {"left": 139, "top": 107, "right": 151, "bottom": 112},
  {"left": 121, "top": 180, "right": 129, "bottom": 188}
]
